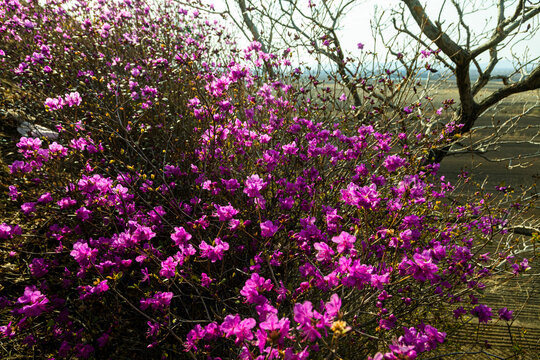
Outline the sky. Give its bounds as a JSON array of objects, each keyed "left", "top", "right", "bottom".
[{"left": 208, "top": 0, "right": 540, "bottom": 68}]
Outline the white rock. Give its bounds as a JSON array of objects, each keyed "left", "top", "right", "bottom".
[{"left": 17, "top": 121, "right": 58, "bottom": 140}]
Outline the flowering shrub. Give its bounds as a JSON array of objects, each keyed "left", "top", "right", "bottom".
[{"left": 0, "top": 0, "right": 532, "bottom": 359}]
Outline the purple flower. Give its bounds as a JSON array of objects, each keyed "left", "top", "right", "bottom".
[
  {"left": 199, "top": 238, "right": 229, "bottom": 262},
  {"left": 471, "top": 304, "right": 493, "bottom": 323},
  {"left": 221, "top": 314, "right": 256, "bottom": 344},
  {"left": 37, "top": 192, "right": 53, "bottom": 203},
  {"left": 340, "top": 183, "right": 380, "bottom": 210},
  {"left": 221, "top": 178, "right": 241, "bottom": 192},
  {"left": 132, "top": 225, "right": 155, "bottom": 243},
  {"left": 8, "top": 185, "right": 19, "bottom": 200},
  {"left": 244, "top": 174, "right": 267, "bottom": 198},
  {"left": 159, "top": 256, "right": 178, "bottom": 279},
  {"left": 399, "top": 252, "right": 439, "bottom": 282},
  {"left": 0, "top": 223, "right": 12, "bottom": 239},
  {"left": 498, "top": 307, "right": 513, "bottom": 321},
  {"left": 16, "top": 286, "right": 49, "bottom": 317},
  {"left": 260, "top": 220, "right": 278, "bottom": 237},
  {"left": 383, "top": 155, "right": 407, "bottom": 173},
  {"left": 0, "top": 223, "right": 21, "bottom": 239},
  {"left": 140, "top": 292, "right": 173, "bottom": 312},
  {"left": 29, "top": 258, "right": 48, "bottom": 278},
  {"left": 171, "top": 226, "right": 192, "bottom": 247},
  {"left": 21, "top": 202, "right": 37, "bottom": 216},
  {"left": 313, "top": 242, "right": 335, "bottom": 262},
  {"left": 331, "top": 231, "right": 356, "bottom": 254},
  {"left": 57, "top": 197, "right": 77, "bottom": 209},
  {"left": 453, "top": 306, "right": 467, "bottom": 319},
  {"left": 70, "top": 241, "right": 97, "bottom": 267},
  {"left": 76, "top": 207, "right": 92, "bottom": 222},
  {"left": 214, "top": 203, "right": 239, "bottom": 221}
]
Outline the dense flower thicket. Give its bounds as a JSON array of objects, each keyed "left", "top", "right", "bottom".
[{"left": 0, "top": 0, "right": 531, "bottom": 359}]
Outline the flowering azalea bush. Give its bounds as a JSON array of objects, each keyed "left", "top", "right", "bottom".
[{"left": 0, "top": 0, "right": 532, "bottom": 359}]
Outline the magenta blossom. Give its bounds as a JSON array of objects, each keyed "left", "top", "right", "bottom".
[
  {"left": 260, "top": 220, "right": 278, "bottom": 237},
  {"left": 498, "top": 307, "right": 513, "bottom": 321},
  {"left": 471, "top": 304, "right": 493, "bottom": 323},
  {"left": 244, "top": 174, "right": 267, "bottom": 198},
  {"left": 171, "top": 226, "right": 192, "bottom": 247},
  {"left": 340, "top": 183, "right": 380, "bottom": 210},
  {"left": 214, "top": 203, "right": 239, "bottom": 221},
  {"left": 331, "top": 231, "right": 356, "bottom": 254},
  {"left": 221, "top": 315, "right": 256, "bottom": 345},
  {"left": 199, "top": 238, "right": 229, "bottom": 262},
  {"left": 313, "top": 242, "right": 335, "bottom": 262},
  {"left": 16, "top": 286, "right": 49, "bottom": 317},
  {"left": 383, "top": 155, "right": 407, "bottom": 173}
]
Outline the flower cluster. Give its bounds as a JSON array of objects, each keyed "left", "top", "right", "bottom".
[{"left": 0, "top": 0, "right": 531, "bottom": 359}]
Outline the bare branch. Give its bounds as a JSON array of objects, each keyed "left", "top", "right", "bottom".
[
  {"left": 235, "top": 0, "right": 276, "bottom": 77},
  {"left": 477, "top": 64, "right": 540, "bottom": 115},
  {"left": 470, "top": 2, "right": 540, "bottom": 58},
  {"left": 401, "top": 0, "right": 469, "bottom": 64}
]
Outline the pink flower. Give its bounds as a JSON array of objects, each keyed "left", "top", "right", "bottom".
[
  {"left": 331, "top": 231, "right": 356, "bottom": 254},
  {"left": 221, "top": 315, "right": 256, "bottom": 344},
  {"left": 159, "top": 257, "right": 178, "bottom": 279},
  {"left": 293, "top": 301, "right": 322, "bottom": 341},
  {"left": 244, "top": 174, "right": 267, "bottom": 198},
  {"left": 48, "top": 142, "right": 68, "bottom": 158},
  {"left": 259, "top": 314, "right": 290, "bottom": 344},
  {"left": 16, "top": 286, "right": 49, "bottom": 317},
  {"left": 313, "top": 242, "right": 334, "bottom": 262},
  {"left": 201, "top": 273, "right": 213, "bottom": 287},
  {"left": 171, "top": 226, "right": 192, "bottom": 247},
  {"left": 282, "top": 141, "right": 298, "bottom": 155},
  {"left": 325, "top": 294, "right": 342, "bottom": 317},
  {"left": 199, "top": 238, "right": 229, "bottom": 262},
  {"left": 214, "top": 203, "right": 239, "bottom": 221},
  {"left": 240, "top": 273, "right": 273, "bottom": 304},
  {"left": 260, "top": 220, "right": 278, "bottom": 238},
  {"left": 21, "top": 202, "right": 37, "bottom": 216},
  {"left": 44, "top": 96, "right": 64, "bottom": 111},
  {"left": 340, "top": 183, "right": 380, "bottom": 210},
  {"left": 383, "top": 155, "right": 407, "bottom": 173},
  {"left": 64, "top": 91, "right": 82, "bottom": 107}
]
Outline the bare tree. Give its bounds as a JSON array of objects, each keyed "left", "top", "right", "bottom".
[
  {"left": 185, "top": 0, "right": 540, "bottom": 165},
  {"left": 398, "top": 0, "right": 540, "bottom": 162}
]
